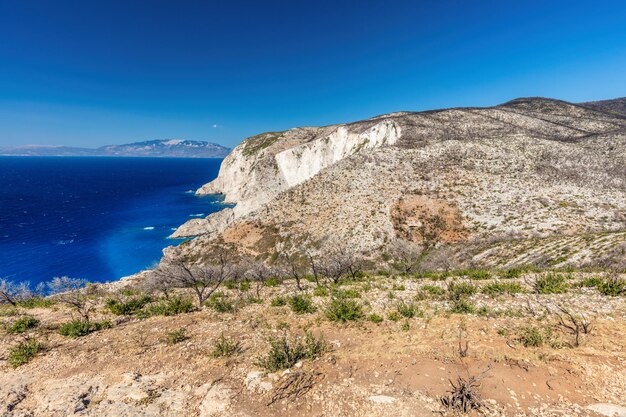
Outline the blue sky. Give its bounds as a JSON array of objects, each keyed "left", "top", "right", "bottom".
[{"left": 1, "top": 0, "right": 625, "bottom": 148}]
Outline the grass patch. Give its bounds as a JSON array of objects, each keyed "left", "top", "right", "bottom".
[
  {"left": 313, "top": 286, "right": 329, "bottom": 297},
  {"left": 256, "top": 331, "right": 327, "bottom": 371},
  {"left": 447, "top": 282, "right": 477, "bottom": 300},
  {"left": 450, "top": 299, "right": 476, "bottom": 314},
  {"left": 331, "top": 288, "right": 361, "bottom": 299},
  {"left": 8, "top": 339, "right": 43, "bottom": 368},
  {"left": 458, "top": 269, "right": 491, "bottom": 280},
  {"left": 396, "top": 301, "right": 419, "bottom": 318},
  {"left": 206, "top": 294, "right": 236, "bottom": 313},
  {"left": 270, "top": 296, "right": 287, "bottom": 307},
  {"left": 264, "top": 277, "right": 282, "bottom": 287},
  {"left": 58, "top": 320, "right": 112, "bottom": 338}
]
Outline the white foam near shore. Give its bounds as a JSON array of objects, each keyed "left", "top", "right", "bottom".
[
  {"left": 143, "top": 226, "right": 155, "bottom": 230},
  {"left": 189, "top": 213, "right": 205, "bottom": 217}
]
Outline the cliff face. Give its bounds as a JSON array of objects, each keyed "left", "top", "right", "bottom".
[{"left": 172, "top": 97, "right": 626, "bottom": 269}]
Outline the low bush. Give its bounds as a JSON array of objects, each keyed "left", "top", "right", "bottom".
[
  {"left": 367, "top": 313, "right": 384, "bottom": 323},
  {"left": 105, "top": 295, "right": 152, "bottom": 316},
  {"left": 289, "top": 294, "right": 316, "bottom": 314},
  {"left": 264, "top": 277, "right": 282, "bottom": 287},
  {"left": 256, "top": 331, "right": 327, "bottom": 371},
  {"left": 313, "top": 286, "right": 329, "bottom": 297},
  {"left": 324, "top": 297, "right": 364, "bottom": 322},
  {"left": 206, "top": 294, "right": 236, "bottom": 313},
  {"left": 481, "top": 282, "right": 525, "bottom": 296},
  {"left": 164, "top": 328, "right": 188, "bottom": 345},
  {"left": 211, "top": 333, "right": 241, "bottom": 358},
  {"left": 450, "top": 299, "right": 476, "bottom": 314},
  {"left": 58, "top": 319, "right": 111, "bottom": 338},
  {"left": 8, "top": 339, "right": 43, "bottom": 368},
  {"left": 597, "top": 276, "right": 625, "bottom": 296},
  {"left": 270, "top": 296, "right": 287, "bottom": 307},
  {"left": 396, "top": 301, "right": 418, "bottom": 318},
  {"left": 518, "top": 326, "right": 546, "bottom": 347},
  {"left": 388, "top": 311, "right": 401, "bottom": 321},
  {"left": 144, "top": 297, "right": 196, "bottom": 317},
  {"left": 0, "top": 306, "right": 18, "bottom": 317},
  {"left": 447, "top": 282, "right": 477, "bottom": 300},
  {"left": 534, "top": 274, "right": 569, "bottom": 294},
  {"left": 6, "top": 315, "right": 40, "bottom": 334},
  {"left": 332, "top": 288, "right": 361, "bottom": 299}
]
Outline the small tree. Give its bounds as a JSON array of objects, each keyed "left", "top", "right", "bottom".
[
  {"left": 153, "top": 250, "right": 233, "bottom": 307},
  {"left": 389, "top": 239, "right": 423, "bottom": 274},
  {"left": 246, "top": 261, "right": 275, "bottom": 298},
  {"left": 0, "top": 278, "right": 31, "bottom": 306},
  {"left": 319, "top": 244, "right": 363, "bottom": 284},
  {"left": 279, "top": 252, "right": 307, "bottom": 291},
  {"left": 47, "top": 277, "right": 100, "bottom": 322}
]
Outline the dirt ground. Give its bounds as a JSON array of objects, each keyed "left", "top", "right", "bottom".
[{"left": 1, "top": 272, "right": 625, "bottom": 416}]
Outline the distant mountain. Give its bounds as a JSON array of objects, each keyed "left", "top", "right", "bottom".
[
  {"left": 0, "top": 139, "right": 231, "bottom": 158},
  {"left": 580, "top": 97, "right": 626, "bottom": 117}
]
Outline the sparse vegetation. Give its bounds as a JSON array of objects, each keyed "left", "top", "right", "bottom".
[
  {"left": 481, "top": 281, "right": 525, "bottom": 296},
  {"left": 367, "top": 313, "right": 384, "bottom": 323},
  {"left": 270, "top": 296, "right": 287, "bottom": 307},
  {"left": 106, "top": 295, "right": 152, "bottom": 316},
  {"left": 256, "top": 331, "right": 328, "bottom": 371},
  {"left": 597, "top": 275, "right": 625, "bottom": 296},
  {"left": 211, "top": 333, "right": 242, "bottom": 358},
  {"left": 143, "top": 297, "right": 196, "bottom": 317}
]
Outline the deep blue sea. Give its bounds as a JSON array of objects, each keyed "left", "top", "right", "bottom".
[{"left": 0, "top": 157, "right": 227, "bottom": 285}]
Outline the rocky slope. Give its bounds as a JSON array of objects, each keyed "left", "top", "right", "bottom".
[
  {"left": 0, "top": 139, "right": 230, "bottom": 158},
  {"left": 172, "top": 97, "right": 626, "bottom": 269}
]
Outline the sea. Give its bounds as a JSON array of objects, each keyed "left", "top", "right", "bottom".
[{"left": 0, "top": 157, "right": 228, "bottom": 286}]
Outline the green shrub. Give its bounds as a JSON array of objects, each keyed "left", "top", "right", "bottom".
[
  {"left": 367, "top": 313, "right": 383, "bottom": 323},
  {"left": 206, "top": 295, "right": 236, "bottom": 313},
  {"left": 324, "top": 297, "right": 364, "bottom": 322},
  {"left": 211, "top": 333, "right": 241, "bottom": 358},
  {"left": 313, "top": 286, "right": 329, "bottom": 297},
  {"left": 535, "top": 273, "right": 569, "bottom": 294},
  {"left": 224, "top": 280, "right": 237, "bottom": 290},
  {"left": 401, "top": 320, "right": 410, "bottom": 331},
  {"left": 17, "top": 297, "right": 55, "bottom": 309},
  {"left": 6, "top": 316, "right": 40, "bottom": 334},
  {"left": 500, "top": 268, "right": 523, "bottom": 279},
  {"left": 165, "top": 328, "right": 188, "bottom": 345},
  {"left": 392, "top": 283, "right": 406, "bottom": 291},
  {"left": 579, "top": 277, "right": 602, "bottom": 288},
  {"left": 387, "top": 311, "right": 401, "bottom": 321},
  {"left": 265, "top": 277, "right": 282, "bottom": 287},
  {"left": 396, "top": 301, "right": 418, "bottom": 318},
  {"left": 8, "top": 339, "right": 43, "bottom": 368},
  {"left": 481, "top": 282, "right": 525, "bottom": 296},
  {"left": 289, "top": 294, "right": 316, "bottom": 314},
  {"left": 450, "top": 299, "right": 476, "bottom": 314},
  {"left": 519, "top": 326, "right": 545, "bottom": 347},
  {"left": 332, "top": 288, "right": 361, "bottom": 299},
  {"left": 239, "top": 281, "right": 251, "bottom": 292},
  {"left": 256, "top": 331, "right": 327, "bottom": 371},
  {"left": 106, "top": 295, "right": 152, "bottom": 316},
  {"left": 144, "top": 297, "right": 195, "bottom": 317},
  {"left": 597, "top": 276, "right": 625, "bottom": 296},
  {"left": 58, "top": 320, "right": 112, "bottom": 338},
  {"left": 246, "top": 296, "right": 263, "bottom": 304},
  {"left": 271, "top": 296, "right": 287, "bottom": 307},
  {"left": 415, "top": 285, "right": 445, "bottom": 300},
  {"left": 447, "top": 282, "right": 477, "bottom": 300}
]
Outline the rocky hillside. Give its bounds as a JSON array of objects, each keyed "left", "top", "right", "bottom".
[
  {"left": 0, "top": 140, "right": 230, "bottom": 158},
  {"left": 172, "top": 97, "right": 626, "bottom": 270}
]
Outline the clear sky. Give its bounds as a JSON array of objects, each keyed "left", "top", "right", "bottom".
[{"left": 1, "top": 0, "right": 625, "bottom": 148}]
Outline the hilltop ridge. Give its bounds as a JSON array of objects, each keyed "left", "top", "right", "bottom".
[{"left": 172, "top": 97, "right": 626, "bottom": 270}]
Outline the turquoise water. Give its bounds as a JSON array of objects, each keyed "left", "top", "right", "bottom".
[{"left": 0, "top": 157, "right": 227, "bottom": 284}]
